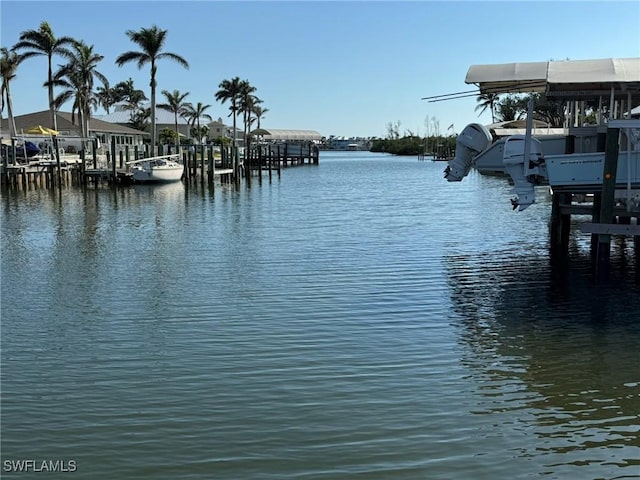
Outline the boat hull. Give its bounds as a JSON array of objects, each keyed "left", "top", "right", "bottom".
[
  {"left": 545, "top": 151, "right": 640, "bottom": 192},
  {"left": 131, "top": 157, "right": 184, "bottom": 184}
]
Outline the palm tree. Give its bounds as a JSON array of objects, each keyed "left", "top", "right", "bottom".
[
  {"left": 238, "top": 81, "right": 258, "bottom": 143},
  {"left": 475, "top": 92, "right": 499, "bottom": 123},
  {"left": 0, "top": 46, "right": 23, "bottom": 138},
  {"left": 184, "top": 101, "right": 213, "bottom": 144},
  {"left": 14, "top": 21, "right": 76, "bottom": 130},
  {"left": 52, "top": 41, "right": 107, "bottom": 144},
  {"left": 112, "top": 78, "right": 148, "bottom": 109},
  {"left": 95, "top": 81, "right": 115, "bottom": 114},
  {"left": 128, "top": 106, "right": 151, "bottom": 132},
  {"left": 252, "top": 104, "right": 269, "bottom": 130},
  {"left": 157, "top": 89, "right": 190, "bottom": 149},
  {"left": 115, "top": 25, "right": 189, "bottom": 155},
  {"left": 215, "top": 76, "right": 244, "bottom": 146}
]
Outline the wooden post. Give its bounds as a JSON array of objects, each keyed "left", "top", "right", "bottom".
[
  {"left": 233, "top": 145, "right": 239, "bottom": 188},
  {"left": 92, "top": 139, "right": 97, "bottom": 169},
  {"left": 80, "top": 148, "right": 86, "bottom": 188},
  {"left": 593, "top": 127, "right": 620, "bottom": 280},
  {"left": 200, "top": 145, "right": 205, "bottom": 186},
  {"left": 1, "top": 137, "right": 8, "bottom": 184},
  {"left": 183, "top": 151, "right": 189, "bottom": 183},
  {"left": 207, "top": 145, "right": 214, "bottom": 186},
  {"left": 258, "top": 145, "right": 262, "bottom": 184},
  {"left": 53, "top": 136, "right": 62, "bottom": 187},
  {"left": 110, "top": 137, "right": 117, "bottom": 185},
  {"left": 246, "top": 146, "right": 252, "bottom": 188}
]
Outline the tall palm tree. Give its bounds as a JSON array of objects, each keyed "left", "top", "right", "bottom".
[
  {"left": 252, "top": 104, "right": 269, "bottom": 130},
  {"left": 0, "top": 46, "right": 23, "bottom": 137},
  {"left": 14, "top": 21, "right": 76, "bottom": 130},
  {"left": 215, "top": 76, "right": 244, "bottom": 146},
  {"left": 184, "top": 101, "right": 213, "bottom": 144},
  {"left": 475, "top": 92, "right": 499, "bottom": 123},
  {"left": 116, "top": 25, "right": 189, "bottom": 155},
  {"left": 157, "top": 89, "right": 190, "bottom": 149},
  {"left": 238, "top": 81, "right": 258, "bottom": 143},
  {"left": 52, "top": 41, "right": 107, "bottom": 144}
]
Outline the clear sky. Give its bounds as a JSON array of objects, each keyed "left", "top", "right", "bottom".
[{"left": 1, "top": 0, "right": 639, "bottom": 138}]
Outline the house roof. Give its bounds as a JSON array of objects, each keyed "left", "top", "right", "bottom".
[
  {"left": 250, "top": 128, "right": 322, "bottom": 141},
  {"left": 10, "top": 110, "right": 147, "bottom": 136},
  {"left": 97, "top": 109, "right": 196, "bottom": 125},
  {"left": 465, "top": 57, "right": 640, "bottom": 100}
]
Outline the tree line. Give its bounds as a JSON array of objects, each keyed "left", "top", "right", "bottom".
[
  {"left": 0, "top": 22, "right": 269, "bottom": 152},
  {"left": 371, "top": 90, "right": 587, "bottom": 156}
]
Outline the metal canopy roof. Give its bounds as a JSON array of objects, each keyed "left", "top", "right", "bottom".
[
  {"left": 465, "top": 57, "right": 640, "bottom": 100},
  {"left": 250, "top": 128, "right": 322, "bottom": 141}
]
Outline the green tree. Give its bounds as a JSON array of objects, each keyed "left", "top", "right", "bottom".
[
  {"left": 183, "top": 101, "right": 213, "bottom": 144},
  {"left": 494, "top": 94, "right": 525, "bottom": 122},
  {"left": 215, "top": 76, "right": 243, "bottom": 146},
  {"left": 237, "top": 80, "right": 258, "bottom": 144},
  {"left": 128, "top": 106, "right": 151, "bottom": 133},
  {"left": 158, "top": 127, "right": 178, "bottom": 145},
  {"left": 527, "top": 92, "right": 565, "bottom": 127},
  {"left": 116, "top": 25, "right": 189, "bottom": 155},
  {"left": 475, "top": 92, "right": 499, "bottom": 123},
  {"left": 252, "top": 104, "right": 269, "bottom": 130},
  {"left": 112, "top": 78, "right": 148, "bottom": 109},
  {"left": 95, "top": 81, "right": 115, "bottom": 114},
  {"left": 52, "top": 41, "right": 107, "bottom": 144},
  {"left": 190, "top": 125, "right": 209, "bottom": 143},
  {"left": 14, "top": 21, "right": 76, "bottom": 130},
  {"left": 157, "top": 89, "right": 190, "bottom": 149},
  {"left": 0, "top": 46, "right": 23, "bottom": 137}
]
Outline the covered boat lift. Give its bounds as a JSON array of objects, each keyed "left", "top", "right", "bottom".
[
  {"left": 436, "top": 57, "right": 640, "bottom": 280},
  {"left": 250, "top": 128, "right": 322, "bottom": 142}
]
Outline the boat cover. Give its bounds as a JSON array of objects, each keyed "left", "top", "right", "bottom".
[{"left": 465, "top": 57, "right": 640, "bottom": 100}]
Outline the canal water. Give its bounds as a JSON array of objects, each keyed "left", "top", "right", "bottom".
[{"left": 2, "top": 151, "right": 639, "bottom": 479}]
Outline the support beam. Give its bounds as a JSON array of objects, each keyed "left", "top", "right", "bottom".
[{"left": 593, "top": 127, "right": 620, "bottom": 280}]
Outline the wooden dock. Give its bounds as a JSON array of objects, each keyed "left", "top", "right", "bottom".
[{"left": 1, "top": 140, "right": 319, "bottom": 190}]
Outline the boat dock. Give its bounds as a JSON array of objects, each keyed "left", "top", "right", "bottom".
[{"left": 1, "top": 140, "right": 319, "bottom": 190}]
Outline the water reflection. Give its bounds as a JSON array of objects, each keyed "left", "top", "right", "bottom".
[{"left": 446, "top": 248, "right": 640, "bottom": 474}]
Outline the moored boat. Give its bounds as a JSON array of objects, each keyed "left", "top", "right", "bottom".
[{"left": 128, "top": 154, "right": 183, "bottom": 183}]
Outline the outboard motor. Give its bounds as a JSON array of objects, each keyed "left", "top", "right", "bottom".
[
  {"left": 444, "top": 123, "right": 493, "bottom": 181},
  {"left": 502, "top": 135, "right": 545, "bottom": 211}
]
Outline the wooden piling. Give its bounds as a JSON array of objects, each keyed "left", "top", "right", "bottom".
[{"left": 593, "top": 127, "right": 620, "bottom": 280}]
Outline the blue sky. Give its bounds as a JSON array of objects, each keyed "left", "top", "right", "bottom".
[{"left": 1, "top": 1, "right": 639, "bottom": 138}]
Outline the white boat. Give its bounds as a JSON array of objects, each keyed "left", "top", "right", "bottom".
[
  {"left": 127, "top": 154, "right": 183, "bottom": 183},
  {"left": 503, "top": 121, "right": 640, "bottom": 210},
  {"left": 442, "top": 57, "right": 640, "bottom": 210}
]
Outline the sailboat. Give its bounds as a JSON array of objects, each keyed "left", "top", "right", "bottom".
[{"left": 127, "top": 154, "right": 183, "bottom": 183}]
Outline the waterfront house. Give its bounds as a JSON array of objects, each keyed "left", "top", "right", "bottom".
[{"left": 3, "top": 110, "right": 147, "bottom": 153}]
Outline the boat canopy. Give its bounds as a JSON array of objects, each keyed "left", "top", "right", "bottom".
[
  {"left": 465, "top": 61, "right": 548, "bottom": 93},
  {"left": 466, "top": 57, "right": 640, "bottom": 100},
  {"left": 250, "top": 129, "right": 322, "bottom": 141}
]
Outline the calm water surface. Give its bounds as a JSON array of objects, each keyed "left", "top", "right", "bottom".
[{"left": 2, "top": 151, "right": 639, "bottom": 479}]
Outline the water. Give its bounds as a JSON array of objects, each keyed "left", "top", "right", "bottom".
[{"left": 2, "top": 151, "right": 639, "bottom": 479}]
